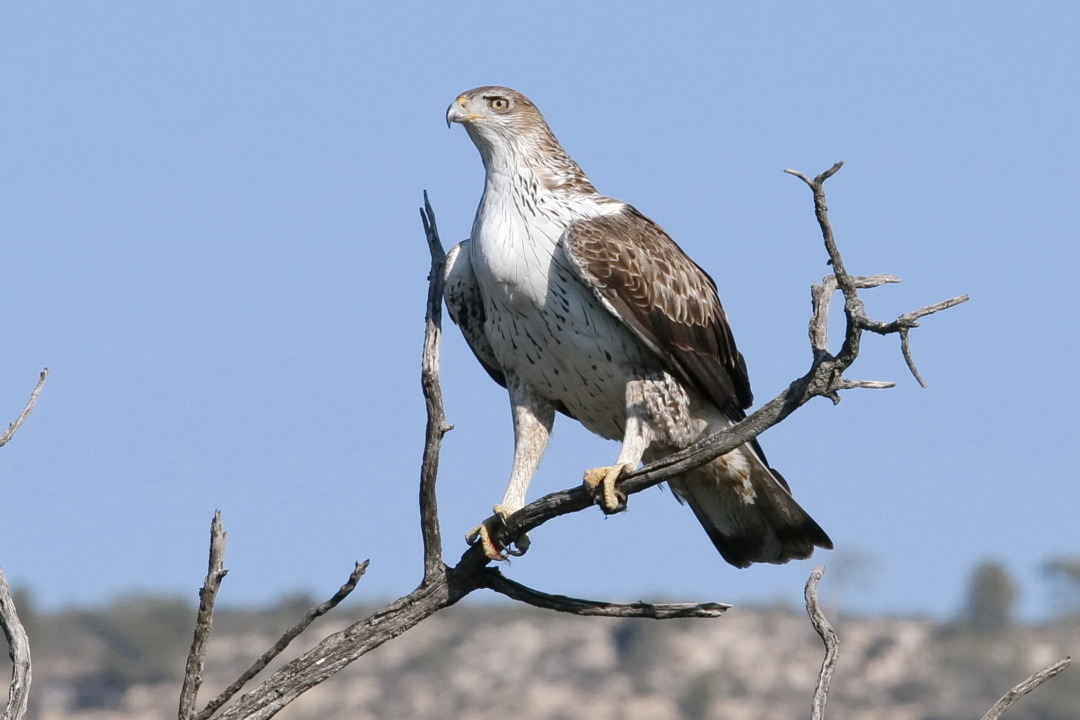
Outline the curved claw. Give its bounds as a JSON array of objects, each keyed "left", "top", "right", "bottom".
[
  {"left": 583, "top": 462, "right": 634, "bottom": 514},
  {"left": 465, "top": 506, "right": 530, "bottom": 559}
]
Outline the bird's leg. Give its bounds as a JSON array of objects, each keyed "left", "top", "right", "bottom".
[
  {"left": 466, "top": 378, "right": 555, "bottom": 559},
  {"left": 584, "top": 379, "right": 657, "bottom": 514}
]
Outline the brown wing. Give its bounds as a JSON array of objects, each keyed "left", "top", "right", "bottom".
[
  {"left": 443, "top": 241, "right": 507, "bottom": 388},
  {"left": 562, "top": 204, "right": 753, "bottom": 415}
]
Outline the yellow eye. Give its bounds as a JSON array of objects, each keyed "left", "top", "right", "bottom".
[{"left": 489, "top": 97, "right": 509, "bottom": 111}]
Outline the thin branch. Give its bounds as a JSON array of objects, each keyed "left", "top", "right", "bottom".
[
  {"left": 980, "top": 656, "right": 1072, "bottom": 720},
  {"left": 805, "top": 566, "right": 838, "bottom": 720},
  {"left": 179, "top": 512, "right": 228, "bottom": 720},
  {"left": 480, "top": 568, "right": 729, "bottom": 618},
  {"left": 192, "top": 170, "right": 972, "bottom": 719},
  {"left": 898, "top": 329, "right": 926, "bottom": 388},
  {"left": 0, "top": 566, "right": 31, "bottom": 720},
  {"left": 0, "top": 371, "right": 46, "bottom": 720},
  {"left": 419, "top": 190, "right": 451, "bottom": 585},
  {"left": 194, "top": 561, "right": 369, "bottom": 720},
  {"left": 0, "top": 369, "right": 48, "bottom": 449}
]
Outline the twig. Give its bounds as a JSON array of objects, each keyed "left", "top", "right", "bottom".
[
  {"left": 0, "top": 369, "right": 48, "bottom": 449},
  {"left": 480, "top": 568, "right": 729, "bottom": 618},
  {"left": 805, "top": 566, "right": 838, "bottom": 720},
  {"left": 419, "top": 190, "right": 451, "bottom": 585},
  {"left": 178, "top": 512, "right": 228, "bottom": 720},
  {"left": 194, "top": 561, "right": 369, "bottom": 720},
  {"left": 191, "top": 170, "right": 972, "bottom": 719},
  {"left": 980, "top": 656, "right": 1072, "bottom": 720},
  {"left": 0, "top": 370, "right": 48, "bottom": 720},
  {"left": 0, "top": 565, "right": 31, "bottom": 720}
]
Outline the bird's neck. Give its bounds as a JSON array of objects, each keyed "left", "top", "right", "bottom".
[{"left": 473, "top": 129, "right": 597, "bottom": 199}]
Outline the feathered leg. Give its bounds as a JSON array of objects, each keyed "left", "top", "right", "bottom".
[
  {"left": 467, "top": 375, "right": 556, "bottom": 559},
  {"left": 583, "top": 378, "right": 668, "bottom": 513}
]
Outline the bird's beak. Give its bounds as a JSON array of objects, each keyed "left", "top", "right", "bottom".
[{"left": 446, "top": 95, "right": 477, "bottom": 128}]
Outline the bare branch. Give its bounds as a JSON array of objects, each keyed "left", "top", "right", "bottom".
[
  {"left": 898, "top": 328, "right": 926, "bottom": 388},
  {"left": 805, "top": 566, "right": 838, "bottom": 720},
  {"left": 480, "top": 568, "right": 729, "bottom": 618},
  {"left": 833, "top": 378, "right": 896, "bottom": 391},
  {"left": 193, "top": 561, "right": 368, "bottom": 720},
  {"left": 189, "top": 170, "right": 972, "bottom": 719},
  {"left": 0, "top": 566, "right": 31, "bottom": 720},
  {"left": 0, "top": 369, "right": 48, "bottom": 449},
  {"left": 980, "top": 657, "right": 1072, "bottom": 720},
  {"left": 179, "top": 512, "right": 228, "bottom": 720},
  {"left": 0, "top": 370, "right": 48, "bottom": 720},
  {"left": 419, "top": 191, "right": 451, "bottom": 585}
]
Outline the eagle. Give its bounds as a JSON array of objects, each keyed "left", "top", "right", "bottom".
[{"left": 444, "top": 86, "right": 831, "bottom": 568}]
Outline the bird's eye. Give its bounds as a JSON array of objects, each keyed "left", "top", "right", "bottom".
[{"left": 489, "top": 97, "right": 510, "bottom": 111}]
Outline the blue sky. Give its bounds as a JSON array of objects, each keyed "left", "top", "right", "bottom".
[{"left": 1, "top": 2, "right": 1078, "bottom": 621}]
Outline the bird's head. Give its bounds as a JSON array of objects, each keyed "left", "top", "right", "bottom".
[
  {"left": 446, "top": 86, "right": 594, "bottom": 192},
  {"left": 447, "top": 87, "right": 554, "bottom": 156}
]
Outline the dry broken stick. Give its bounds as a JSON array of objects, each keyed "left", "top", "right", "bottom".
[
  {"left": 0, "top": 566, "right": 31, "bottom": 720},
  {"left": 805, "top": 566, "right": 838, "bottom": 720},
  {"left": 0, "top": 369, "right": 48, "bottom": 449},
  {"left": 981, "top": 656, "right": 1072, "bottom": 720},
  {"left": 193, "top": 560, "right": 369, "bottom": 720},
  {"left": 178, "top": 511, "right": 229, "bottom": 720},
  {"left": 176, "top": 512, "right": 368, "bottom": 720},
  {"left": 480, "top": 567, "right": 730, "bottom": 619},
  {"left": 419, "top": 191, "right": 452, "bottom": 585},
  {"left": 183, "top": 169, "right": 969, "bottom": 719},
  {"left": 0, "top": 369, "right": 48, "bottom": 720}
]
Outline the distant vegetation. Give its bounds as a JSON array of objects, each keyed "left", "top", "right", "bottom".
[{"left": 3, "top": 558, "right": 1077, "bottom": 720}]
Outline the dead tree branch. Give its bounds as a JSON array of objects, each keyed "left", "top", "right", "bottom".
[
  {"left": 980, "top": 656, "right": 1072, "bottom": 720},
  {"left": 480, "top": 567, "right": 730, "bottom": 618},
  {"left": 179, "top": 512, "right": 229, "bottom": 720},
  {"left": 803, "top": 569, "right": 1070, "bottom": 720},
  {"left": 0, "top": 369, "right": 48, "bottom": 449},
  {"left": 0, "top": 372, "right": 49, "bottom": 450},
  {"left": 183, "top": 168, "right": 979, "bottom": 719},
  {"left": 0, "top": 566, "right": 31, "bottom": 720},
  {"left": 0, "top": 369, "right": 48, "bottom": 720},
  {"left": 805, "top": 566, "right": 838, "bottom": 720}
]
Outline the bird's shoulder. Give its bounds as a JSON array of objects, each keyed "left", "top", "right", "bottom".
[{"left": 561, "top": 203, "right": 754, "bottom": 411}]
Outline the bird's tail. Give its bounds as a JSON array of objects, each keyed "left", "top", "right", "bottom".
[{"left": 669, "top": 424, "right": 832, "bottom": 568}]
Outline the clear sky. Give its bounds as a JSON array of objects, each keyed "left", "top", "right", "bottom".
[{"left": 1, "top": 2, "right": 1078, "bottom": 621}]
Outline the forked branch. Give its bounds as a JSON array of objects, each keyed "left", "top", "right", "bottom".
[
  {"left": 0, "top": 369, "right": 47, "bottom": 720},
  {"left": 183, "top": 167, "right": 986, "bottom": 719}
]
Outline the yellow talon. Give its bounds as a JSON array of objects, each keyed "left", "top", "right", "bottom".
[
  {"left": 465, "top": 505, "right": 530, "bottom": 559},
  {"left": 583, "top": 462, "right": 635, "bottom": 513}
]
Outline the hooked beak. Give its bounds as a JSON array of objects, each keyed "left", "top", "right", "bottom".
[{"left": 446, "top": 95, "right": 478, "bottom": 128}]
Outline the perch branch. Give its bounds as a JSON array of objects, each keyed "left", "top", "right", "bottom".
[
  {"left": 451, "top": 162, "right": 968, "bottom": 592},
  {"left": 193, "top": 561, "right": 369, "bottom": 720},
  {"left": 0, "top": 566, "right": 31, "bottom": 720},
  {"left": 190, "top": 168, "right": 973, "bottom": 719},
  {"left": 480, "top": 567, "right": 729, "bottom": 618},
  {"left": 0, "top": 369, "right": 48, "bottom": 449},
  {"left": 980, "top": 656, "right": 1072, "bottom": 720},
  {"left": 805, "top": 566, "right": 838, "bottom": 720},
  {"left": 179, "top": 511, "right": 228, "bottom": 720}
]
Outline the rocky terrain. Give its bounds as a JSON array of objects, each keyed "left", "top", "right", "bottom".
[{"left": 5, "top": 593, "right": 1077, "bottom": 720}]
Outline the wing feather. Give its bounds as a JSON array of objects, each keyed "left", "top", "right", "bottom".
[
  {"left": 562, "top": 205, "right": 753, "bottom": 415},
  {"left": 443, "top": 241, "right": 507, "bottom": 388}
]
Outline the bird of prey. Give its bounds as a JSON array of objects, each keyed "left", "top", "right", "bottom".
[{"left": 444, "top": 86, "right": 831, "bottom": 568}]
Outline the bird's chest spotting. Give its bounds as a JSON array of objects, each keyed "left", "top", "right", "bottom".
[{"left": 470, "top": 232, "right": 657, "bottom": 439}]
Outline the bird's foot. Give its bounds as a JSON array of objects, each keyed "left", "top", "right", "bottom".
[
  {"left": 583, "top": 462, "right": 635, "bottom": 514},
  {"left": 465, "top": 504, "right": 530, "bottom": 560}
]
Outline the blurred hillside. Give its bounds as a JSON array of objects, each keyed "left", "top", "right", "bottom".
[{"left": 3, "top": 588, "right": 1076, "bottom": 720}]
